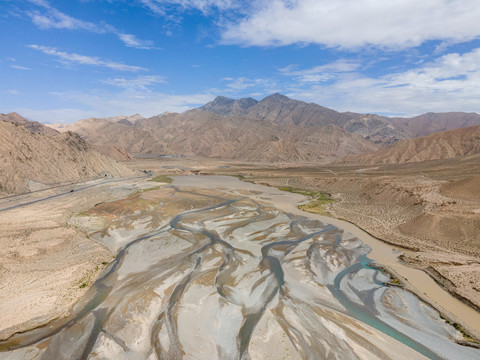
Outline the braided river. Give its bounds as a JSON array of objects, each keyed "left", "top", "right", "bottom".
[{"left": 1, "top": 176, "right": 479, "bottom": 359}]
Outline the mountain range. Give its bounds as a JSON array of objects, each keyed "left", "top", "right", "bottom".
[{"left": 48, "top": 93, "right": 480, "bottom": 164}]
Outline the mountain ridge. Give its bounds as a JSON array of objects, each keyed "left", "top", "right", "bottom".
[
  {"left": 338, "top": 125, "right": 480, "bottom": 165},
  {"left": 45, "top": 93, "right": 480, "bottom": 164},
  {"left": 0, "top": 115, "right": 136, "bottom": 195}
]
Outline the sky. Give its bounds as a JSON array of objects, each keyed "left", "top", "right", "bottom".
[{"left": 1, "top": 0, "right": 480, "bottom": 123}]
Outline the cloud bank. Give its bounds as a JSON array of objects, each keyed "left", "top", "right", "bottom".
[{"left": 221, "top": 0, "right": 480, "bottom": 49}]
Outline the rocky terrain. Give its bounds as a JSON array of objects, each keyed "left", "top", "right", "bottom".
[
  {"left": 0, "top": 114, "right": 136, "bottom": 195},
  {"left": 340, "top": 125, "right": 480, "bottom": 164},
  {"left": 201, "top": 94, "right": 408, "bottom": 146},
  {"left": 50, "top": 108, "right": 378, "bottom": 163},
  {"left": 391, "top": 112, "right": 480, "bottom": 138},
  {"left": 1, "top": 112, "right": 58, "bottom": 137}
]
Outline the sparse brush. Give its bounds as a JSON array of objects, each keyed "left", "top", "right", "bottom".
[
  {"left": 149, "top": 175, "right": 173, "bottom": 183},
  {"left": 278, "top": 186, "right": 334, "bottom": 215}
]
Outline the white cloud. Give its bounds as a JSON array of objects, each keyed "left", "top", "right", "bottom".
[
  {"left": 28, "top": 45, "right": 147, "bottom": 72},
  {"left": 28, "top": 1, "right": 104, "bottom": 32},
  {"left": 103, "top": 75, "right": 166, "bottom": 90},
  {"left": 7, "top": 89, "right": 20, "bottom": 95},
  {"left": 139, "top": 0, "right": 166, "bottom": 15},
  {"left": 280, "top": 60, "right": 361, "bottom": 76},
  {"left": 221, "top": 0, "right": 480, "bottom": 49},
  {"left": 285, "top": 48, "right": 480, "bottom": 115},
  {"left": 27, "top": 0, "right": 155, "bottom": 49},
  {"left": 140, "top": 0, "right": 239, "bottom": 14},
  {"left": 223, "top": 77, "right": 261, "bottom": 90},
  {"left": 222, "top": 77, "right": 278, "bottom": 93},
  {"left": 117, "top": 33, "right": 156, "bottom": 50},
  {"left": 280, "top": 60, "right": 360, "bottom": 83},
  {"left": 10, "top": 64, "right": 31, "bottom": 71}
]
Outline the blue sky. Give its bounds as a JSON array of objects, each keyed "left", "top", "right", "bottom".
[{"left": 1, "top": 0, "right": 480, "bottom": 123}]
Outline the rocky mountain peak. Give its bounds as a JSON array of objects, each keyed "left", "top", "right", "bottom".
[
  {"left": 261, "top": 93, "right": 292, "bottom": 103},
  {"left": 201, "top": 96, "right": 258, "bottom": 116}
]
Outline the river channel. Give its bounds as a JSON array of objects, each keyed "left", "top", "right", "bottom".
[{"left": 0, "top": 176, "right": 479, "bottom": 359}]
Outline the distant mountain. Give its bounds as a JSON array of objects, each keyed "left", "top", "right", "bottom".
[
  {"left": 52, "top": 108, "right": 378, "bottom": 163},
  {"left": 0, "top": 115, "right": 136, "bottom": 195},
  {"left": 391, "top": 112, "right": 480, "bottom": 138},
  {"left": 339, "top": 125, "right": 480, "bottom": 165},
  {"left": 45, "top": 93, "right": 480, "bottom": 164},
  {"left": 200, "top": 94, "right": 408, "bottom": 146},
  {"left": 140, "top": 110, "right": 378, "bottom": 162},
  {"left": 200, "top": 96, "right": 258, "bottom": 116},
  {"left": 49, "top": 117, "right": 159, "bottom": 160}
]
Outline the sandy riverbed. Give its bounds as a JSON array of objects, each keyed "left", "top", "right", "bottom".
[
  {"left": 174, "top": 176, "right": 480, "bottom": 339},
  {"left": 1, "top": 175, "right": 479, "bottom": 359}
]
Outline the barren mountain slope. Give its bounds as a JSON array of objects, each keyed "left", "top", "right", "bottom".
[
  {"left": 283, "top": 124, "right": 379, "bottom": 161},
  {"left": 440, "top": 174, "right": 480, "bottom": 202},
  {"left": 0, "top": 120, "right": 136, "bottom": 195},
  {"left": 343, "top": 114, "right": 408, "bottom": 145},
  {"left": 53, "top": 108, "right": 378, "bottom": 163},
  {"left": 200, "top": 94, "right": 407, "bottom": 146},
  {"left": 340, "top": 125, "right": 480, "bottom": 165},
  {"left": 49, "top": 117, "right": 165, "bottom": 158},
  {"left": 136, "top": 110, "right": 378, "bottom": 162},
  {"left": 200, "top": 96, "right": 258, "bottom": 116},
  {"left": 391, "top": 112, "right": 480, "bottom": 138},
  {"left": 136, "top": 110, "right": 306, "bottom": 161},
  {"left": 1, "top": 112, "right": 59, "bottom": 137},
  {"left": 93, "top": 145, "right": 133, "bottom": 161}
]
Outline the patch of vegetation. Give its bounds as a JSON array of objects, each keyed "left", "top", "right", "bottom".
[
  {"left": 230, "top": 174, "right": 245, "bottom": 180},
  {"left": 79, "top": 282, "right": 87, "bottom": 289},
  {"left": 149, "top": 175, "right": 173, "bottom": 183},
  {"left": 441, "top": 315, "right": 479, "bottom": 343},
  {"left": 141, "top": 185, "right": 161, "bottom": 192},
  {"left": 278, "top": 186, "right": 335, "bottom": 216},
  {"left": 389, "top": 277, "right": 401, "bottom": 285},
  {"left": 101, "top": 261, "right": 108, "bottom": 265}
]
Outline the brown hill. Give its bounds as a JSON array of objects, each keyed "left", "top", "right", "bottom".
[
  {"left": 391, "top": 112, "right": 480, "bottom": 138},
  {"left": 0, "top": 118, "right": 136, "bottom": 195},
  {"left": 49, "top": 117, "right": 165, "bottom": 158},
  {"left": 1, "top": 112, "right": 59, "bottom": 137},
  {"left": 339, "top": 125, "right": 480, "bottom": 165},
  {"left": 441, "top": 175, "right": 480, "bottom": 202},
  {"left": 93, "top": 145, "right": 133, "bottom": 161},
  {"left": 55, "top": 109, "right": 378, "bottom": 163}
]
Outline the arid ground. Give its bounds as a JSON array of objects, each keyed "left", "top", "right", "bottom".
[{"left": 1, "top": 157, "right": 480, "bottom": 359}]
